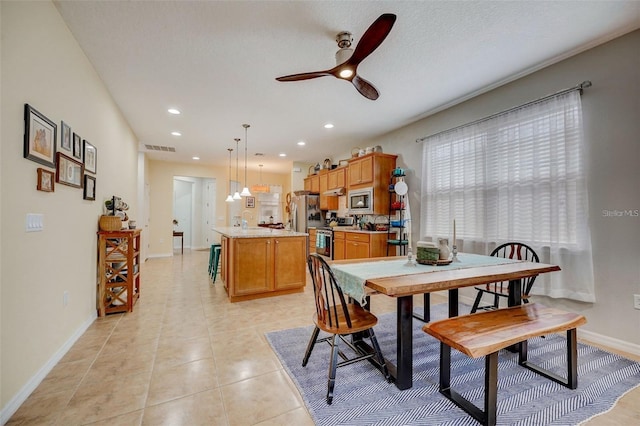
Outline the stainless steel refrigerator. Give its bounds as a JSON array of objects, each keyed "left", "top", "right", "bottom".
[{"left": 291, "top": 193, "right": 323, "bottom": 232}]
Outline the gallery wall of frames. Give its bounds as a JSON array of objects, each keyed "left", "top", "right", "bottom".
[{"left": 23, "top": 103, "right": 97, "bottom": 201}]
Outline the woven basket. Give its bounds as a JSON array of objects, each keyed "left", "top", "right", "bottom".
[{"left": 99, "top": 215, "right": 122, "bottom": 231}]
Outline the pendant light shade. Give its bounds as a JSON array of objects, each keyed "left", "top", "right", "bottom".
[
  {"left": 240, "top": 124, "right": 252, "bottom": 197},
  {"left": 233, "top": 138, "right": 241, "bottom": 200},
  {"left": 225, "top": 148, "right": 234, "bottom": 203},
  {"left": 251, "top": 164, "right": 269, "bottom": 193}
]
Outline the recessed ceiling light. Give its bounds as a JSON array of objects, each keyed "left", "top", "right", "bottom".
[
  {"left": 279, "top": 153, "right": 287, "bottom": 157},
  {"left": 297, "top": 141, "right": 306, "bottom": 146},
  {"left": 168, "top": 108, "right": 181, "bottom": 115},
  {"left": 192, "top": 156, "right": 200, "bottom": 160},
  {"left": 171, "top": 131, "right": 182, "bottom": 136},
  {"left": 324, "top": 123, "right": 334, "bottom": 129}
]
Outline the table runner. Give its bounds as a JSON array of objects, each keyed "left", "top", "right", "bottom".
[{"left": 331, "top": 253, "right": 521, "bottom": 305}]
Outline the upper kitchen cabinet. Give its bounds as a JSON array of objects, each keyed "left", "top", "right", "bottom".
[
  {"left": 304, "top": 174, "right": 320, "bottom": 193},
  {"left": 348, "top": 153, "right": 397, "bottom": 189},
  {"left": 328, "top": 167, "right": 346, "bottom": 190},
  {"left": 348, "top": 153, "right": 397, "bottom": 215},
  {"left": 348, "top": 155, "right": 373, "bottom": 186},
  {"left": 319, "top": 170, "right": 338, "bottom": 210}
]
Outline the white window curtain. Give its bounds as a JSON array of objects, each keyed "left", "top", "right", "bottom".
[{"left": 421, "top": 91, "right": 594, "bottom": 302}]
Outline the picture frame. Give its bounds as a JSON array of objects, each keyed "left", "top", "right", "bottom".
[
  {"left": 60, "top": 121, "right": 72, "bottom": 152},
  {"left": 83, "top": 175, "right": 96, "bottom": 200},
  {"left": 72, "top": 132, "right": 82, "bottom": 160},
  {"left": 24, "top": 104, "right": 57, "bottom": 168},
  {"left": 83, "top": 140, "right": 97, "bottom": 174},
  {"left": 55, "top": 152, "right": 84, "bottom": 188},
  {"left": 246, "top": 196, "right": 255, "bottom": 208},
  {"left": 36, "top": 168, "right": 55, "bottom": 192}
]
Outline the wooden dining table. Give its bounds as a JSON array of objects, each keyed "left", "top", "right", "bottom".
[{"left": 330, "top": 253, "right": 561, "bottom": 390}]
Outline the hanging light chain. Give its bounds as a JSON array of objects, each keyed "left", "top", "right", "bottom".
[
  {"left": 243, "top": 124, "right": 250, "bottom": 186},
  {"left": 225, "top": 148, "right": 234, "bottom": 202},
  {"left": 233, "top": 138, "right": 241, "bottom": 199}
]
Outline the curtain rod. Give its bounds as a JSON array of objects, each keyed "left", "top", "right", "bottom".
[{"left": 415, "top": 80, "right": 592, "bottom": 143}]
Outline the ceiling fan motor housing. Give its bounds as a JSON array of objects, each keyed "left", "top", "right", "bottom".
[
  {"left": 336, "top": 31, "right": 353, "bottom": 48},
  {"left": 335, "top": 31, "right": 354, "bottom": 65}
]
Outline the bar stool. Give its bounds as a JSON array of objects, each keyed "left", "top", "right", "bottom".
[
  {"left": 211, "top": 246, "right": 222, "bottom": 283},
  {"left": 208, "top": 243, "right": 221, "bottom": 281}
]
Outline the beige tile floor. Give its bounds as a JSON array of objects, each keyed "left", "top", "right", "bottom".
[{"left": 7, "top": 249, "right": 639, "bottom": 425}]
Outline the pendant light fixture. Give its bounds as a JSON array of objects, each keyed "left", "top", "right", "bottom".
[
  {"left": 225, "top": 148, "right": 234, "bottom": 203},
  {"left": 240, "top": 124, "right": 252, "bottom": 197},
  {"left": 251, "top": 164, "right": 269, "bottom": 193},
  {"left": 233, "top": 138, "right": 241, "bottom": 200}
]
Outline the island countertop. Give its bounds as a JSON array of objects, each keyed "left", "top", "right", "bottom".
[{"left": 213, "top": 226, "right": 308, "bottom": 238}]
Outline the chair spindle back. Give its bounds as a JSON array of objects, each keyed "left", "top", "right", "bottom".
[{"left": 307, "top": 254, "right": 353, "bottom": 329}]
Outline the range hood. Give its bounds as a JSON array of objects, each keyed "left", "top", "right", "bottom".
[{"left": 323, "top": 187, "right": 346, "bottom": 196}]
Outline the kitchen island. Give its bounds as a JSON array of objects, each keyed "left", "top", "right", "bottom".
[{"left": 213, "top": 227, "right": 308, "bottom": 302}]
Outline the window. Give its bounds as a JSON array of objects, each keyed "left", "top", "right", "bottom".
[{"left": 421, "top": 91, "right": 594, "bottom": 302}]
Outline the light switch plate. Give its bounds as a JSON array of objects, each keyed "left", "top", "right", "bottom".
[
  {"left": 26, "top": 213, "right": 44, "bottom": 232},
  {"left": 634, "top": 294, "right": 640, "bottom": 310}
]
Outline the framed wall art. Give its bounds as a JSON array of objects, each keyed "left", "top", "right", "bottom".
[
  {"left": 36, "top": 168, "right": 55, "bottom": 192},
  {"left": 60, "top": 121, "right": 72, "bottom": 152},
  {"left": 83, "top": 140, "right": 97, "bottom": 174},
  {"left": 246, "top": 196, "right": 255, "bottom": 208},
  {"left": 24, "top": 104, "right": 57, "bottom": 168},
  {"left": 83, "top": 175, "right": 96, "bottom": 200},
  {"left": 72, "top": 132, "right": 82, "bottom": 159},
  {"left": 56, "top": 152, "right": 84, "bottom": 188}
]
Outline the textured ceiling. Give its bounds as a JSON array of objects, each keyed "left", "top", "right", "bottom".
[{"left": 54, "top": 1, "right": 640, "bottom": 172}]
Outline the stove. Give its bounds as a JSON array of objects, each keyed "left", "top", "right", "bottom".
[{"left": 315, "top": 217, "right": 354, "bottom": 259}]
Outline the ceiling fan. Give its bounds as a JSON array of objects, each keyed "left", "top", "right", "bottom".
[{"left": 275, "top": 13, "right": 397, "bottom": 100}]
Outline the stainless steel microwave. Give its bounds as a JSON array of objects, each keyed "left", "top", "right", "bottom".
[{"left": 348, "top": 187, "right": 374, "bottom": 215}]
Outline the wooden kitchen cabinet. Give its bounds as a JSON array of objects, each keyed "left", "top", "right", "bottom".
[
  {"left": 225, "top": 236, "right": 306, "bottom": 302},
  {"left": 347, "top": 153, "right": 398, "bottom": 215},
  {"left": 333, "top": 230, "right": 345, "bottom": 260},
  {"left": 348, "top": 155, "right": 374, "bottom": 186},
  {"left": 274, "top": 237, "right": 307, "bottom": 290},
  {"left": 97, "top": 229, "right": 141, "bottom": 316},
  {"left": 304, "top": 174, "right": 320, "bottom": 193},
  {"left": 328, "top": 167, "right": 346, "bottom": 190},
  {"left": 344, "top": 231, "right": 388, "bottom": 259},
  {"left": 319, "top": 170, "right": 338, "bottom": 210},
  {"left": 348, "top": 153, "right": 398, "bottom": 189},
  {"left": 220, "top": 235, "right": 229, "bottom": 291},
  {"left": 308, "top": 228, "right": 317, "bottom": 254}
]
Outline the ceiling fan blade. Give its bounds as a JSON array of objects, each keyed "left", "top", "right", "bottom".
[
  {"left": 347, "top": 13, "right": 396, "bottom": 66},
  {"left": 275, "top": 70, "right": 332, "bottom": 82},
  {"left": 351, "top": 75, "right": 379, "bottom": 100}
]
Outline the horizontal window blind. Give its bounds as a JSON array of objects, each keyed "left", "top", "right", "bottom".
[{"left": 421, "top": 91, "right": 594, "bottom": 302}]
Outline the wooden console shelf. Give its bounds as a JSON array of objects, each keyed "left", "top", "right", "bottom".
[{"left": 97, "top": 229, "right": 141, "bottom": 316}]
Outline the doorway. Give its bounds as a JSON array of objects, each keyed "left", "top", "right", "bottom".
[{"left": 173, "top": 176, "right": 216, "bottom": 252}]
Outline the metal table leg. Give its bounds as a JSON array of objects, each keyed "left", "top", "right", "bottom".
[{"left": 394, "top": 295, "right": 414, "bottom": 390}]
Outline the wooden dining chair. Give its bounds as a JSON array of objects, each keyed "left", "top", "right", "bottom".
[
  {"left": 470, "top": 242, "right": 540, "bottom": 313},
  {"left": 303, "top": 253, "right": 389, "bottom": 404}
]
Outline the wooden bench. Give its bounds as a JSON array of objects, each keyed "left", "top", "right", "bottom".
[{"left": 422, "top": 303, "right": 586, "bottom": 426}]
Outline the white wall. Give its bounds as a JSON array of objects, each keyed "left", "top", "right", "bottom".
[
  {"left": 367, "top": 30, "right": 640, "bottom": 348},
  {"left": 147, "top": 160, "right": 292, "bottom": 257},
  {"left": 1, "top": 1, "right": 139, "bottom": 417}
]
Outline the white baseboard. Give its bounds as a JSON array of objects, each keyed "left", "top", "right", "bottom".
[
  {"left": 147, "top": 253, "right": 173, "bottom": 258},
  {"left": 578, "top": 329, "right": 640, "bottom": 357},
  {"left": 0, "top": 312, "right": 97, "bottom": 424}
]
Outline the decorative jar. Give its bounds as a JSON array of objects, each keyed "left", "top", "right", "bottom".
[{"left": 438, "top": 238, "right": 450, "bottom": 260}]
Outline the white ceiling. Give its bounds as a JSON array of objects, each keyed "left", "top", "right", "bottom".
[{"left": 54, "top": 1, "right": 640, "bottom": 173}]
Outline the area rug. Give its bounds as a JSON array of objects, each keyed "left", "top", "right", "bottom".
[{"left": 265, "top": 304, "right": 640, "bottom": 425}]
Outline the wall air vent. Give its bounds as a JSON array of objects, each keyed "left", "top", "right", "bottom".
[{"left": 145, "top": 144, "right": 176, "bottom": 152}]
